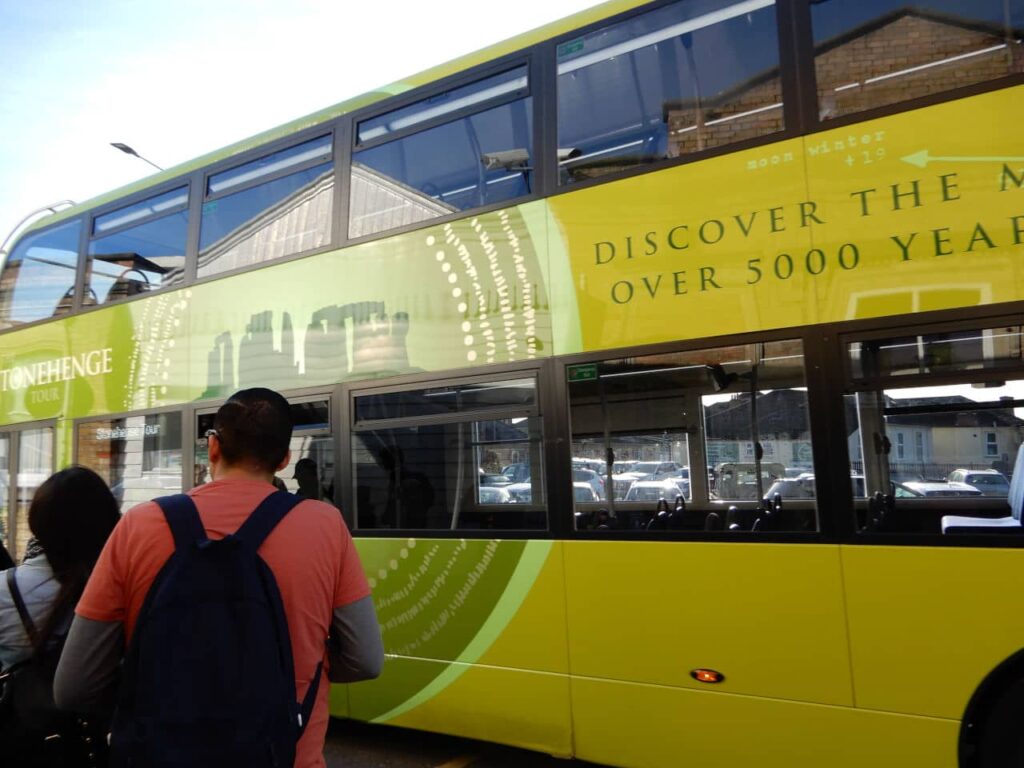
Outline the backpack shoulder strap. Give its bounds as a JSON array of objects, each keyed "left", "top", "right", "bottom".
[
  {"left": 235, "top": 490, "right": 304, "bottom": 555},
  {"left": 153, "top": 494, "right": 206, "bottom": 551},
  {"left": 6, "top": 567, "right": 39, "bottom": 644}
]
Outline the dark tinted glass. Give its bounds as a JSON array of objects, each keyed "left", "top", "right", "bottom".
[
  {"left": 291, "top": 399, "right": 330, "bottom": 430},
  {"left": 354, "top": 378, "right": 536, "bottom": 422},
  {"left": 198, "top": 161, "right": 333, "bottom": 277},
  {"left": 849, "top": 326, "right": 1024, "bottom": 380},
  {"left": 0, "top": 219, "right": 81, "bottom": 326},
  {"left": 812, "top": 0, "right": 1024, "bottom": 120},
  {"left": 352, "top": 417, "right": 545, "bottom": 530},
  {"left": 349, "top": 99, "right": 533, "bottom": 238},
  {"left": 88, "top": 212, "right": 188, "bottom": 304},
  {"left": 557, "top": 0, "right": 782, "bottom": 184},
  {"left": 357, "top": 67, "right": 528, "bottom": 144}
]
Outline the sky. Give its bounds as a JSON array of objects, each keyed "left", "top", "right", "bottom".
[{"left": 0, "top": 0, "right": 601, "bottom": 249}]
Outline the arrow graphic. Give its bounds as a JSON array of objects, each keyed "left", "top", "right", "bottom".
[{"left": 902, "top": 150, "right": 1024, "bottom": 168}]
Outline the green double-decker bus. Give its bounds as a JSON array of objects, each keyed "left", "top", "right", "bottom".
[{"left": 3, "top": 1, "right": 1024, "bottom": 765}]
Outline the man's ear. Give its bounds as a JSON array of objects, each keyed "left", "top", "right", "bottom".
[
  {"left": 208, "top": 434, "right": 222, "bottom": 464},
  {"left": 275, "top": 449, "right": 292, "bottom": 473}
]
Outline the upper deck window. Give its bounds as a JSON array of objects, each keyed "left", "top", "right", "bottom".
[
  {"left": 198, "top": 135, "right": 334, "bottom": 278},
  {"left": 87, "top": 186, "right": 189, "bottom": 306},
  {"left": 557, "top": 0, "right": 783, "bottom": 184},
  {"left": 349, "top": 66, "right": 533, "bottom": 239},
  {"left": 811, "top": 0, "right": 1024, "bottom": 121},
  {"left": 0, "top": 219, "right": 82, "bottom": 328}
]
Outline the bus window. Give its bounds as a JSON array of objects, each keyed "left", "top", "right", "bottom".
[
  {"left": 567, "top": 339, "right": 815, "bottom": 533},
  {"left": 199, "top": 135, "right": 334, "bottom": 278},
  {"left": 87, "top": 186, "right": 188, "bottom": 305},
  {"left": 812, "top": 0, "right": 1024, "bottom": 121},
  {"left": 14, "top": 427, "right": 54, "bottom": 559},
  {"left": 0, "top": 219, "right": 82, "bottom": 328},
  {"left": 351, "top": 376, "right": 545, "bottom": 531},
  {"left": 557, "top": 0, "right": 783, "bottom": 184},
  {"left": 349, "top": 66, "right": 533, "bottom": 239},
  {"left": 77, "top": 412, "right": 183, "bottom": 513},
  {"left": 845, "top": 324, "right": 1024, "bottom": 535},
  {"left": 277, "top": 399, "right": 336, "bottom": 508}
]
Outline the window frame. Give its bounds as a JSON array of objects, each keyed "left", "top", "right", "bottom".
[
  {"left": 73, "top": 403, "right": 192, "bottom": 501},
  {"left": 344, "top": 52, "right": 543, "bottom": 245},
  {"left": 545, "top": 0, "right": 804, "bottom": 195},
  {"left": 0, "top": 419, "right": 57, "bottom": 558},
  {"left": 345, "top": 361, "right": 552, "bottom": 538},
  {"left": 0, "top": 216, "right": 87, "bottom": 329},
  {"left": 82, "top": 178, "right": 194, "bottom": 310},
  {"left": 554, "top": 325, "right": 832, "bottom": 543},
  {"left": 835, "top": 303, "right": 1024, "bottom": 548}
]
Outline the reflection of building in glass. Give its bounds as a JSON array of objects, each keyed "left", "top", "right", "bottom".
[
  {"left": 197, "top": 171, "right": 334, "bottom": 276},
  {"left": 814, "top": 8, "right": 1024, "bottom": 120},
  {"left": 77, "top": 414, "right": 182, "bottom": 512},
  {"left": 348, "top": 164, "right": 455, "bottom": 240},
  {"left": 660, "top": 8, "right": 1024, "bottom": 157}
]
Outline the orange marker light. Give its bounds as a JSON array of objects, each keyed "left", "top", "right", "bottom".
[{"left": 690, "top": 668, "right": 725, "bottom": 684}]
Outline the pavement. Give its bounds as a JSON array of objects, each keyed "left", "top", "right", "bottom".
[{"left": 324, "top": 719, "right": 608, "bottom": 768}]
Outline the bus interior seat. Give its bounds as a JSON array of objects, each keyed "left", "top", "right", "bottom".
[{"left": 942, "top": 444, "right": 1024, "bottom": 534}]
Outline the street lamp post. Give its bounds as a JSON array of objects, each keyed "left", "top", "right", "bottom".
[{"left": 110, "top": 143, "right": 164, "bottom": 172}]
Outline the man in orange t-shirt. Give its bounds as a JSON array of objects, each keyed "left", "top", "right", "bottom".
[{"left": 54, "top": 388, "right": 383, "bottom": 768}]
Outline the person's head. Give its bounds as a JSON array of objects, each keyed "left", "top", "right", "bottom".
[
  {"left": 210, "top": 388, "right": 293, "bottom": 477},
  {"left": 29, "top": 466, "right": 120, "bottom": 579},
  {"left": 294, "top": 458, "right": 317, "bottom": 482},
  {"left": 27, "top": 466, "right": 120, "bottom": 648}
]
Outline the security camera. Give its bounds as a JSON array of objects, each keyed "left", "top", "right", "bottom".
[{"left": 481, "top": 149, "right": 530, "bottom": 170}]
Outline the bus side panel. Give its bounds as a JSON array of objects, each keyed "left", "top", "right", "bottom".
[
  {"left": 371, "top": 660, "right": 572, "bottom": 757},
  {"left": 345, "top": 538, "right": 571, "bottom": 753},
  {"left": 563, "top": 541, "right": 853, "bottom": 706},
  {"left": 571, "top": 676, "right": 956, "bottom": 768},
  {"left": 841, "top": 545, "right": 1024, "bottom": 719}
]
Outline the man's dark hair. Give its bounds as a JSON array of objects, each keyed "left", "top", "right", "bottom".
[{"left": 214, "top": 388, "right": 293, "bottom": 472}]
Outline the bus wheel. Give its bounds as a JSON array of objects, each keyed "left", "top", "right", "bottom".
[{"left": 967, "top": 677, "right": 1024, "bottom": 767}]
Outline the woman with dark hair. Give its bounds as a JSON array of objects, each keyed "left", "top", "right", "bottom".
[
  {"left": 0, "top": 466, "right": 121, "bottom": 670},
  {"left": 0, "top": 466, "right": 120, "bottom": 766}
]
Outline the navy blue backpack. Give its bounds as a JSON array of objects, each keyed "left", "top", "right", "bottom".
[{"left": 110, "top": 491, "right": 320, "bottom": 768}]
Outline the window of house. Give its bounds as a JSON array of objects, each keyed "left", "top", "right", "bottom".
[
  {"left": 351, "top": 376, "right": 545, "bottom": 530},
  {"left": 199, "top": 135, "right": 333, "bottom": 278},
  {"left": 349, "top": 66, "right": 533, "bottom": 239},
  {"left": 557, "top": 0, "right": 783, "bottom": 184},
  {"left": 987, "top": 431, "right": 999, "bottom": 457},
  {"left": 811, "top": 0, "right": 1024, "bottom": 121},
  {"left": 567, "top": 338, "right": 816, "bottom": 533},
  {"left": 87, "top": 187, "right": 188, "bottom": 305},
  {"left": 0, "top": 219, "right": 82, "bottom": 328}
]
